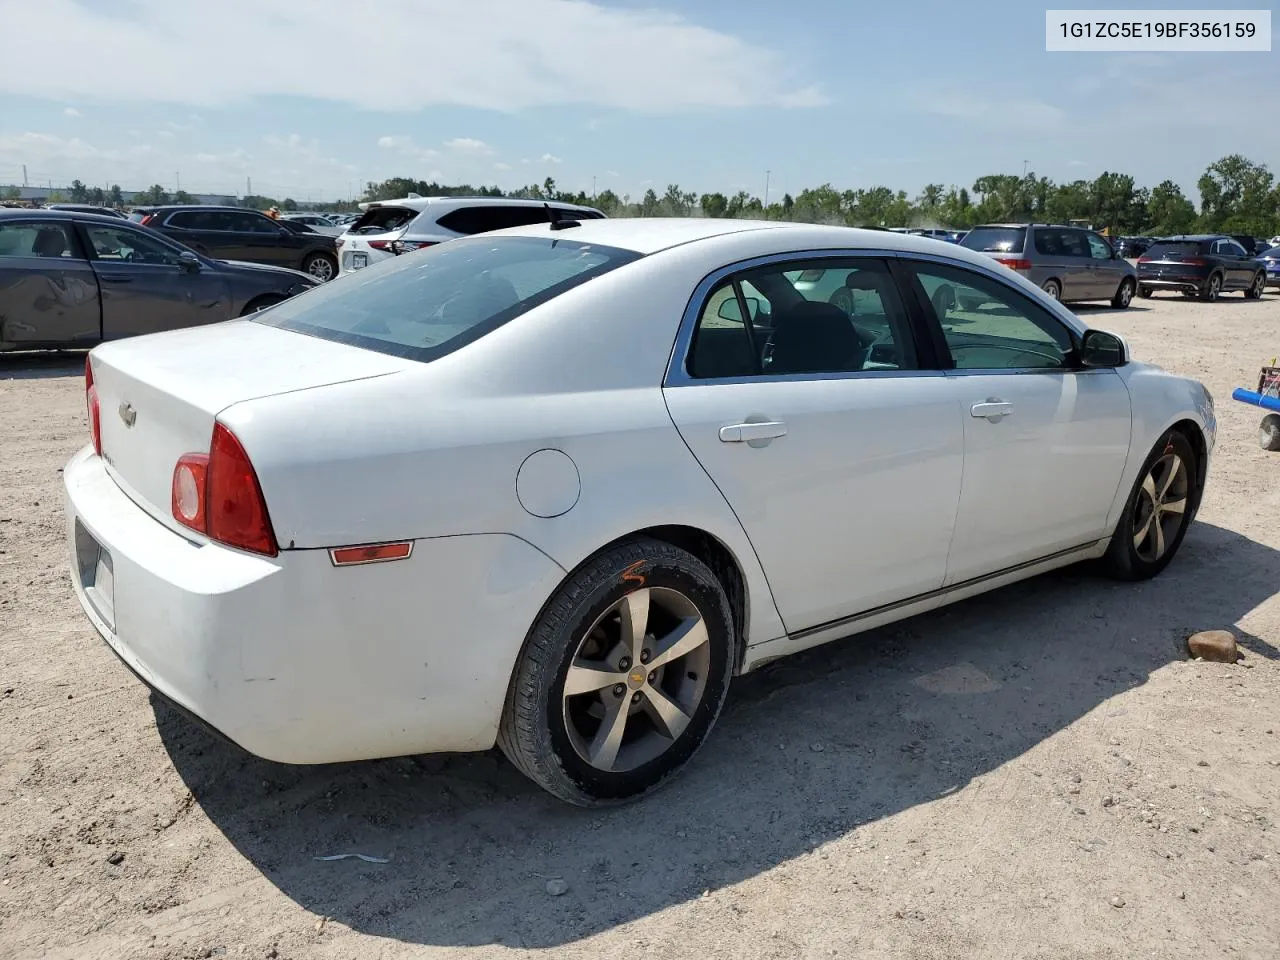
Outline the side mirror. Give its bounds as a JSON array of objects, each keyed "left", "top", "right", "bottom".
[
  {"left": 178, "top": 250, "right": 201, "bottom": 273},
  {"left": 1080, "top": 329, "right": 1127, "bottom": 368},
  {"left": 718, "top": 296, "right": 760, "bottom": 322}
]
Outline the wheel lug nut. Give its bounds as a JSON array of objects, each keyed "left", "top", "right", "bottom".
[
  {"left": 648, "top": 671, "right": 656, "bottom": 682},
  {"left": 639, "top": 650, "right": 650, "bottom": 664},
  {"left": 612, "top": 684, "right": 625, "bottom": 697},
  {"left": 618, "top": 657, "right": 630, "bottom": 670},
  {"left": 631, "top": 692, "right": 641, "bottom": 704}
]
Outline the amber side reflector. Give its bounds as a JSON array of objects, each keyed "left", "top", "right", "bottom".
[{"left": 329, "top": 541, "right": 414, "bottom": 566}]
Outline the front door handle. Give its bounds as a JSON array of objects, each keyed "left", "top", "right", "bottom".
[
  {"left": 719, "top": 420, "right": 788, "bottom": 443},
  {"left": 970, "top": 400, "right": 1013, "bottom": 421},
  {"left": 98, "top": 275, "right": 134, "bottom": 284}
]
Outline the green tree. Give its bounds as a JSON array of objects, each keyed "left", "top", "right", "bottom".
[
  {"left": 109, "top": 184, "right": 123, "bottom": 206},
  {"left": 1197, "top": 154, "right": 1276, "bottom": 235},
  {"left": 172, "top": 190, "right": 194, "bottom": 205},
  {"left": 141, "top": 183, "right": 170, "bottom": 205},
  {"left": 69, "top": 179, "right": 88, "bottom": 202},
  {"left": 700, "top": 191, "right": 728, "bottom": 218},
  {"left": 1146, "top": 180, "right": 1197, "bottom": 235},
  {"left": 594, "top": 188, "right": 621, "bottom": 216},
  {"left": 2, "top": 185, "right": 19, "bottom": 201},
  {"left": 88, "top": 186, "right": 105, "bottom": 204},
  {"left": 281, "top": 197, "right": 298, "bottom": 211}
]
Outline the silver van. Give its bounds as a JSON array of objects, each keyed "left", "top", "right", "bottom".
[{"left": 960, "top": 223, "right": 1137, "bottom": 308}]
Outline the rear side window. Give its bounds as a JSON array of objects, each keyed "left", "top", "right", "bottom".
[
  {"left": 1145, "top": 241, "right": 1207, "bottom": 258},
  {"left": 1033, "top": 229, "right": 1089, "bottom": 257},
  {"left": 349, "top": 206, "right": 418, "bottom": 235},
  {"left": 0, "top": 221, "right": 79, "bottom": 259},
  {"left": 255, "top": 236, "right": 640, "bottom": 362},
  {"left": 960, "top": 227, "right": 1026, "bottom": 254},
  {"left": 435, "top": 205, "right": 563, "bottom": 235}
]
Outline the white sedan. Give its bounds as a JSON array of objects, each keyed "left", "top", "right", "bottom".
[{"left": 65, "top": 218, "right": 1215, "bottom": 805}]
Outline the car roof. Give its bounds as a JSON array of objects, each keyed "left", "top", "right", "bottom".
[
  {"left": 0, "top": 207, "right": 137, "bottom": 224},
  {"left": 1159, "top": 235, "right": 1222, "bottom": 242},
  {"left": 487, "top": 217, "right": 1008, "bottom": 259},
  {"left": 357, "top": 195, "right": 604, "bottom": 215}
]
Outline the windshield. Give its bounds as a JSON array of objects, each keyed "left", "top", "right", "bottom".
[
  {"left": 349, "top": 206, "right": 419, "bottom": 236},
  {"left": 254, "top": 235, "right": 640, "bottom": 362},
  {"left": 1144, "top": 241, "right": 1206, "bottom": 258},
  {"left": 960, "top": 226, "right": 1026, "bottom": 254}
]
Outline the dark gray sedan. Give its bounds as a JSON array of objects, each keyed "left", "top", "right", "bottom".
[{"left": 0, "top": 209, "right": 320, "bottom": 351}]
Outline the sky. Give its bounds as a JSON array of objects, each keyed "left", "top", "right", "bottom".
[{"left": 0, "top": 0, "right": 1275, "bottom": 203}]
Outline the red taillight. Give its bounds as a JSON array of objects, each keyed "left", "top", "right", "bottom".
[
  {"left": 1137, "top": 256, "right": 1151, "bottom": 263},
  {"left": 85, "top": 356, "right": 101, "bottom": 456},
  {"left": 171, "top": 423, "right": 278, "bottom": 556},
  {"left": 1179, "top": 257, "right": 1207, "bottom": 266},
  {"left": 390, "top": 240, "right": 437, "bottom": 255},
  {"left": 367, "top": 240, "right": 392, "bottom": 251},
  {"left": 140, "top": 214, "right": 154, "bottom": 226},
  {"left": 995, "top": 257, "right": 1032, "bottom": 271}
]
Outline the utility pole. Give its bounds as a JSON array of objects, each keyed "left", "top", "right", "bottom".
[
  {"left": 592, "top": 176, "right": 596, "bottom": 200},
  {"left": 764, "top": 170, "right": 771, "bottom": 208},
  {"left": 176, "top": 171, "right": 180, "bottom": 192},
  {"left": 246, "top": 176, "right": 251, "bottom": 198},
  {"left": 1022, "top": 160, "right": 1029, "bottom": 177},
  {"left": 22, "top": 164, "right": 28, "bottom": 187}
]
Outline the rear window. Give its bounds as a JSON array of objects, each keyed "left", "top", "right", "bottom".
[
  {"left": 960, "top": 227, "right": 1026, "bottom": 254},
  {"left": 1144, "top": 241, "right": 1207, "bottom": 258},
  {"left": 254, "top": 235, "right": 640, "bottom": 362},
  {"left": 436, "top": 205, "right": 562, "bottom": 236},
  {"left": 349, "top": 206, "right": 418, "bottom": 236}
]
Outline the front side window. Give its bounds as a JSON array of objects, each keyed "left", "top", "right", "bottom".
[
  {"left": 0, "top": 221, "right": 78, "bottom": 259},
  {"left": 255, "top": 235, "right": 639, "bottom": 362},
  {"left": 910, "top": 262, "right": 1074, "bottom": 371},
  {"left": 685, "top": 259, "right": 917, "bottom": 379},
  {"left": 84, "top": 224, "right": 186, "bottom": 266},
  {"left": 1086, "top": 233, "right": 1114, "bottom": 260}
]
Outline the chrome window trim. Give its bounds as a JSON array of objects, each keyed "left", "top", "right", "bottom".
[{"left": 664, "top": 247, "right": 1091, "bottom": 388}]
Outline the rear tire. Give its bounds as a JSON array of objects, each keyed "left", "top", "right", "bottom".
[
  {"left": 1138, "top": 285, "right": 1153, "bottom": 298},
  {"left": 239, "top": 295, "right": 284, "bottom": 317},
  {"left": 1244, "top": 271, "right": 1265, "bottom": 300},
  {"left": 498, "top": 537, "right": 734, "bottom": 806},
  {"left": 302, "top": 252, "right": 337, "bottom": 282},
  {"left": 1101, "top": 430, "right": 1198, "bottom": 581},
  {"left": 1111, "top": 278, "right": 1135, "bottom": 309},
  {"left": 1041, "top": 279, "right": 1061, "bottom": 301},
  {"left": 1261, "top": 414, "right": 1280, "bottom": 451},
  {"left": 1199, "top": 273, "right": 1222, "bottom": 302}
]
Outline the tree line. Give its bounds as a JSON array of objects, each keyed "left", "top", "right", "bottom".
[
  {"left": 14, "top": 153, "right": 1278, "bottom": 238},
  {"left": 360, "top": 154, "right": 1280, "bottom": 238}
]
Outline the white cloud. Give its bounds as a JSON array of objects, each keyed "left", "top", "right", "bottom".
[
  {"left": 493, "top": 161, "right": 511, "bottom": 171},
  {"left": 0, "top": 0, "right": 824, "bottom": 112},
  {"left": 540, "top": 153, "right": 562, "bottom": 164},
  {"left": 63, "top": 106, "right": 81, "bottom": 117},
  {"left": 377, "top": 135, "right": 440, "bottom": 161},
  {"left": 445, "top": 137, "right": 493, "bottom": 155},
  {"left": 910, "top": 89, "right": 1066, "bottom": 134}
]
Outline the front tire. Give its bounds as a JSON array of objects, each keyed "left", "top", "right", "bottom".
[
  {"left": 1111, "top": 278, "right": 1135, "bottom": 309},
  {"left": 1260, "top": 414, "right": 1280, "bottom": 451},
  {"left": 498, "top": 537, "right": 734, "bottom": 806},
  {"left": 1101, "top": 430, "right": 1198, "bottom": 581},
  {"left": 303, "top": 252, "right": 337, "bottom": 282}
]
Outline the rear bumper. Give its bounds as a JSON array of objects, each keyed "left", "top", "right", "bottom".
[
  {"left": 1138, "top": 276, "right": 1207, "bottom": 293},
  {"left": 339, "top": 245, "right": 395, "bottom": 276},
  {"left": 64, "top": 446, "right": 566, "bottom": 763},
  {"left": 1264, "top": 271, "right": 1280, "bottom": 288}
]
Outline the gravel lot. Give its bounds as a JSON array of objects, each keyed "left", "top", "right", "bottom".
[{"left": 2, "top": 292, "right": 1279, "bottom": 960}]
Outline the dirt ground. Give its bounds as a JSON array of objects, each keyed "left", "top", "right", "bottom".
[{"left": 2, "top": 291, "right": 1279, "bottom": 960}]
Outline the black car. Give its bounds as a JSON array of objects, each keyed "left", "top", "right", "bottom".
[
  {"left": 45, "top": 203, "right": 129, "bottom": 219},
  {"left": 137, "top": 205, "right": 339, "bottom": 281},
  {"left": 1113, "top": 236, "right": 1155, "bottom": 259},
  {"left": 0, "top": 209, "right": 319, "bottom": 351},
  {"left": 1228, "top": 234, "right": 1272, "bottom": 257},
  {"left": 1136, "top": 235, "right": 1268, "bottom": 302}
]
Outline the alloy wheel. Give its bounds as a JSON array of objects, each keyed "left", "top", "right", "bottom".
[
  {"left": 308, "top": 257, "right": 335, "bottom": 281},
  {"left": 1205, "top": 275, "right": 1220, "bottom": 301},
  {"left": 1250, "top": 273, "right": 1265, "bottom": 298},
  {"left": 1117, "top": 281, "right": 1133, "bottom": 307},
  {"left": 561, "top": 586, "right": 710, "bottom": 773},
  {"left": 1132, "top": 451, "right": 1189, "bottom": 563}
]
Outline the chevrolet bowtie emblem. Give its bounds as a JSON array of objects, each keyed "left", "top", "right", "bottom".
[{"left": 118, "top": 402, "right": 136, "bottom": 427}]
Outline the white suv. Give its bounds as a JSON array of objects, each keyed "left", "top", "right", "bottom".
[{"left": 337, "top": 196, "right": 606, "bottom": 275}]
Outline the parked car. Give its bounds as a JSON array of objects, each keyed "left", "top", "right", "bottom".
[
  {"left": 338, "top": 196, "right": 605, "bottom": 275},
  {"left": 136, "top": 205, "right": 339, "bottom": 281},
  {"left": 1136, "top": 236, "right": 1268, "bottom": 301},
  {"left": 1113, "top": 236, "right": 1156, "bottom": 259},
  {"left": 960, "top": 223, "right": 1137, "bottom": 307},
  {"left": 280, "top": 212, "right": 345, "bottom": 237},
  {"left": 66, "top": 218, "right": 1215, "bottom": 805},
  {"left": 0, "top": 209, "right": 318, "bottom": 351},
  {"left": 45, "top": 204, "right": 129, "bottom": 220},
  {"left": 1256, "top": 245, "right": 1280, "bottom": 290},
  {"left": 1228, "top": 234, "right": 1272, "bottom": 257}
]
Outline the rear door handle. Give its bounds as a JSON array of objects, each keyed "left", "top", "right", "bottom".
[
  {"left": 719, "top": 421, "right": 788, "bottom": 443},
  {"left": 970, "top": 400, "right": 1013, "bottom": 420},
  {"left": 98, "top": 275, "right": 134, "bottom": 284}
]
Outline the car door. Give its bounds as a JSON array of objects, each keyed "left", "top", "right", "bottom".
[
  {"left": 662, "top": 255, "right": 964, "bottom": 634},
  {"left": 1215, "top": 239, "right": 1253, "bottom": 289},
  {"left": 0, "top": 219, "right": 100, "bottom": 348},
  {"left": 1031, "top": 228, "right": 1087, "bottom": 300},
  {"left": 1085, "top": 231, "right": 1125, "bottom": 299},
  {"left": 78, "top": 221, "right": 230, "bottom": 338},
  {"left": 218, "top": 211, "right": 285, "bottom": 266},
  {"left": 903, "top": 259, "right": 1132, "bottom": 584}
]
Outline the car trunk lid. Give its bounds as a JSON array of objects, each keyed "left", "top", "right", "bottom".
[{"left": 90, "top": 320, "right": 412, "bottom": 537}]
